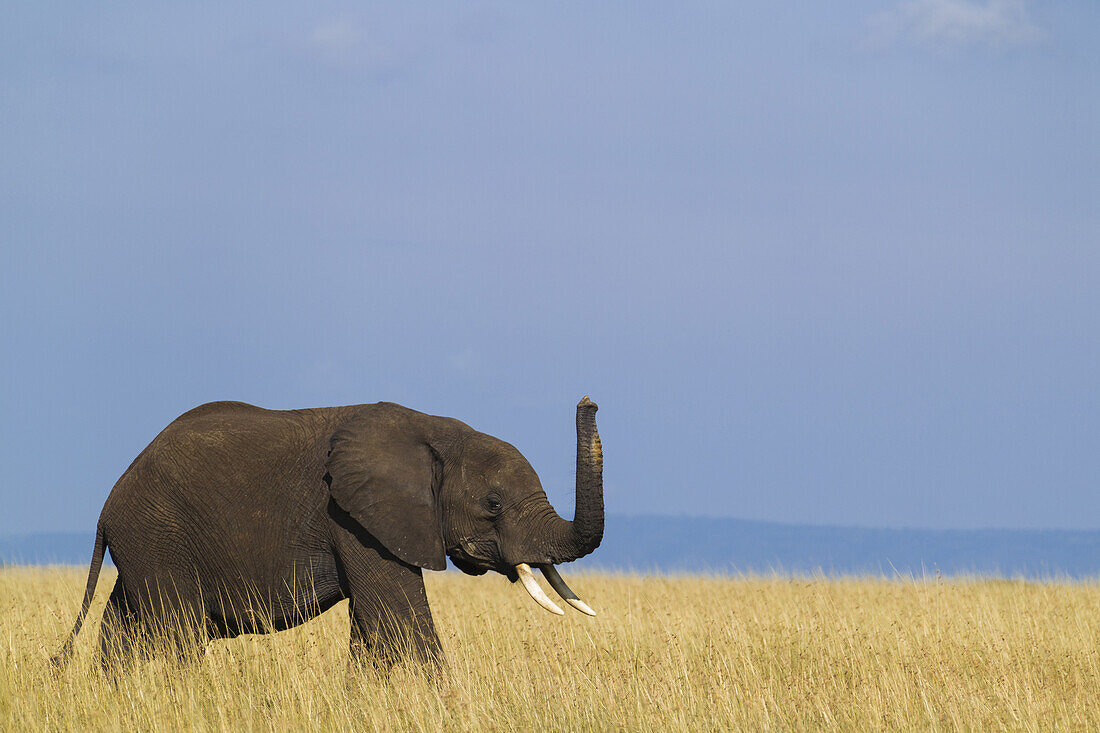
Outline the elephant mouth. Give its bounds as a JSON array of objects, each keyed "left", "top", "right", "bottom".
[
  {"left": 446, "top": 540, "right": 498, "bottom": 576},
  {"left": 447, "top": 540, "right": 596, "bottom": 617},
  {"left": 447, "top": 552, "right": 488, "bottom": 576}
]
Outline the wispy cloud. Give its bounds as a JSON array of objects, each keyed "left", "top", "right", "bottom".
[
  {"left": 299, "top": 14, "right": 437, "bottom": 81},
  {"left": 309, "top": 20, "right": 361, "bottom": 55},
  {"left": 867, "top": 0, "right": 1045, "bottom": 50},
  {"left": 303, "top": 16, "right": 407, "bottom": 75},
  {"left": 449, "top": 347, "right": 483, "bottom": 377}
]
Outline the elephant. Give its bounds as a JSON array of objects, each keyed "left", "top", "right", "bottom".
[{"left": 53, "top": 397, "right": 603, "bottom": 670}]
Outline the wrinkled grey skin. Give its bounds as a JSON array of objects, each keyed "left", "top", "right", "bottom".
[{"left": 53, "top": 398, "right": 603, "bottom": 670}]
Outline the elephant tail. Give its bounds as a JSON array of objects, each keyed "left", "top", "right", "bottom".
[{"left": 50, "top": 524, "right": 107, "bottom": 667}]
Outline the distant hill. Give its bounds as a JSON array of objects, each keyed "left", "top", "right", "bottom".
[
  {"left": 570, "top": 516, "right": 1100, "bottom": 578},
  {"left": 0, "top": 533, "right": 102, "bottom": 567},
  {"left": 4, "top": 516, "right": 1099, "bottom": 579}
]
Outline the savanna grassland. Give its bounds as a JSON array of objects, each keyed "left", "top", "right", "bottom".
[{"left": 3, "top": 567, "right": 1099, "bottom": 731}]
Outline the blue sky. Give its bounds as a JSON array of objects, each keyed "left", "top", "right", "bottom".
[{"left": 2, "top": 1, "right": 1098, "bottom": 534}]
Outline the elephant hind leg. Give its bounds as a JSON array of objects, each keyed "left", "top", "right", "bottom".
[
  {"left": 97, "top": 579, "right": 143, "bottom": 677},
  {"left": 97, "top": 578, "right": 210, "bottom": 676}
]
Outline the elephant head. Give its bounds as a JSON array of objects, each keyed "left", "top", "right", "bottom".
[{"left": 325, "top": 397, "right": 603, "bottom": 615}]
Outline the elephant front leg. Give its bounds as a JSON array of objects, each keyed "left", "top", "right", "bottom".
[
  {"left": 334, "top": 529, "right": 443, "bottom": 671},
  {"left": 347, "top": 589, "right": 443, "bottom": 670}
]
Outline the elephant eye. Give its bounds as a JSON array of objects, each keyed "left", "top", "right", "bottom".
[{"left": 485, "top": 495, "right": 503, "bottom": 515}]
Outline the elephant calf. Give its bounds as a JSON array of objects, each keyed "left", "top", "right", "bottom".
[{"left": 54, "top": 398, "right": 603, "bottom": 670}]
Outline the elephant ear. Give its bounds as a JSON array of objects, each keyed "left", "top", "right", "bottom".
[{"left": 325, "top": 406, "right": 446, "bottom": 571}]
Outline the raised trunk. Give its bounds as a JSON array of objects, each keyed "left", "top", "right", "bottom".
[{"left": 541, "top": 397, "right": 604, "bottom": 563}]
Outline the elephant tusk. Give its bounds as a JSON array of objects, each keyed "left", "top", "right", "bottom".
[
  {"left": 538, "top": 564, "right": 597, "bottom": 617},
  {"left": 515, "top": 563, "right": 564, "bottom": 616}
]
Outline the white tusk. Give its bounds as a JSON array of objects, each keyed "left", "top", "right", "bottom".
[
  {"left": 515, "top": 563, "right": 564, "bottom": 615},
  {"left": 538, "top": 564, "right": 597, "bottom": 617}
]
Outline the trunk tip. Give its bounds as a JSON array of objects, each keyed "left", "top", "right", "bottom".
[{"left": 578, "top": 396, "right": 598, "bottom": 411}]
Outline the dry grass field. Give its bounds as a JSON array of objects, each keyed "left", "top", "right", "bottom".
[{"left": 3, "top": 566, "right": 1099, "bottom": 731}]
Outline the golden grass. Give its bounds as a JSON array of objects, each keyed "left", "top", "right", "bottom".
[{"left": 3, "top": 566, "right": 1099, "bottom": 731}]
